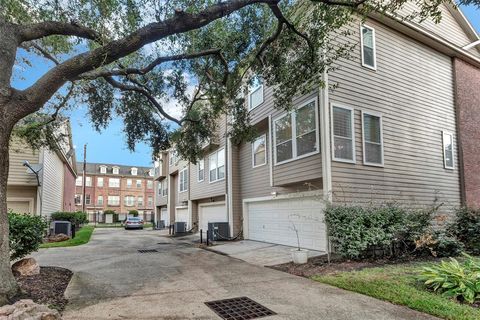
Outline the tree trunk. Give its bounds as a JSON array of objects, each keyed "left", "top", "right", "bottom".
[{"left": 0, "top": 121, "right": 18, "bottom": 306}]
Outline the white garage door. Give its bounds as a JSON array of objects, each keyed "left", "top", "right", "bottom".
[
  {"left": 7, "top": 201, "right": 32, "bottom": 214},
  {"left": 245, "top": 196, "right": 326, "bottom": 251},
  {"left": 199, "top": 203, "right": 227, "bottom": 233},
  {"left": 160, "top": 207, "right": 169, "bottom": 226},
  {"left": 175, "top": 207, "right": 189, "bottom": 227}
]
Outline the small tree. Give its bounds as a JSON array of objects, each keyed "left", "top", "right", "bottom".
[
  {"left": 8, "top": 212, "right": 47, "bottom": 261},
  {"left": 129, "top": 210, "right": 139, "bottom": 217}
]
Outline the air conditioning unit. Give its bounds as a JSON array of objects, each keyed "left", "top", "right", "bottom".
[
  {"left": 157, "top": 220, "right": 165, "bottom": 229},
  {"left": 208, "top": 222, "right": 230, "bottom": 241},
  {"left": 51, "top": 221, "right": 72, "bottom": 237},
  {"left": 174, "top": 221, "right": 187, "bottom": 233}
]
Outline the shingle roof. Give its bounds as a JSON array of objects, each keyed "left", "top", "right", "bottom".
[{"left": 77, "top": 162, "right": 153, "bottom": 176}]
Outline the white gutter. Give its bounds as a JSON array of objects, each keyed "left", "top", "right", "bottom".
[{"left": 464, "top": 40, "right": 480, "bottom": 50}]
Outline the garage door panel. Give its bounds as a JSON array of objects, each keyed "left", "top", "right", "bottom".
[
  {"left": 246, "top": 196, "right": 326, "bottom": 251},
  {"left": 199, "top": 204, "right": 227, "bottom": 233}
]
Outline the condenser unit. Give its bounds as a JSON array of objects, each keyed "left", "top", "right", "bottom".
[
  {"left": 174, "top": 221, "right": 187, "bottom": 233},
  {"left": 208, "top": 222, "right": 230, "bottom": 241},
  {"left": 51, "top": 221, "right": 72, "bottom": 237}
]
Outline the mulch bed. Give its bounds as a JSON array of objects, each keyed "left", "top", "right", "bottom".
[
  {"left": 269, "top": 254, "right": 437, "bottom": 278},
  {"left": 13, "top": 266, "right": 73, "bottom": 311}
]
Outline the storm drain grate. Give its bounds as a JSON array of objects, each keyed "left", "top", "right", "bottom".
[
  {"left": 137, "top": 249, "right": 158, "bottom": 253},
  {"left": 205, "top": 297, "right": 275, "bottom": 320}
]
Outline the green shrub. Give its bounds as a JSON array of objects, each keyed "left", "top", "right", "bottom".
[
  {"left": 418, "top": 254, "right": 480, "bottom": 304},
  {"left": 8, "top": 212, "right": 48, "bottom": 260},
  {"left": 448, "top": 207, "right": 480, "bottom": 255},
  {"left": 324, "top": 204, "right": 433, "bottom": 259},
  {"left": 128, "top": 210, "right": 139, "bottom": 217},
  {"left": 51, "top": 211, "right": 87, "bottom": 227},
  {"left": 103, "top": 210, "right": 115, "bottom": 215}
]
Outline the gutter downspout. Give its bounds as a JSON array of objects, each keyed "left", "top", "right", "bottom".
[
  {"left": 320, "top": 70, "right": 332, "bottom": 203},
  {"left": 463, "top": 40, "right": 480, "bottom": 51}
]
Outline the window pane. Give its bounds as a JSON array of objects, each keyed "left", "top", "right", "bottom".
[
  {"left": 364, "top": 114, "right": 381, "bottom": 143},
  {"left": 333, "top": 107, "right": 352, "bottom": 138},
  {"left": 296, "top": 102, "right": 316, "bottom": 136},
  {"left": 297, "top": 131, "right": 317, "bottom": 156},
  {"left": 209, "top": 153, "right": 217, "bottom": 170},
  {"left": 253, "top": 136, "right": 266, "bottom": 166},
  {"left": 362, "top": 27, "right": 373, "bottom": 48},
  {"left": 363, "top": 47, "right": 374, "bottom": 67},
  {"left": 334, "top": 136, "right": 354, "bottom": 160},
  {"left": 218, "top": 166, "right": 225, "bottom": 179},
  {"left": 249, "top": 87, "right": 263, "bottom": 109},
  {"left": 276, "top": 141, "right": 293, "bottom": 163},
  {"left": 210, "top": 169, "right": 217, "bottom": 181},
  {"left": 444, "top": 133, "right": 453, "bottom": 168},
  {"left": 275, "top": 116, "right": 292, "bottom": 144},
  {"left": 254, "top": 151, "right": 266, "bottom": 166},
  {"left": 217, "top": 149, "right": 225, "bottom": 168},
  {"left": 365, "top": 142, "right": 382, "bottom": 164}
]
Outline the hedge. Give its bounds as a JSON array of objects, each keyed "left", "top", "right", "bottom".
[{"left": 9, "top": 212, "right": 47, "bottom": 260}]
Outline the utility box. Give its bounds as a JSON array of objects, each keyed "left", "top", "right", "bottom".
[
  {"left": 51, "top": 221, "right": 72, "bottom": 237},
  {"left": 208, "top": 222, "right": 230, "bottom": 241},
  {"left": 174, "top": 221, "right": 187, "bottom": 233},
  {"left": 157, "top": 220, "right": 165, "bottom": 229}
]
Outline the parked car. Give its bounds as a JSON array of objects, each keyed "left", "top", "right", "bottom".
[{"left": 124, "top": 217, "right": 144, "bottom": 230}]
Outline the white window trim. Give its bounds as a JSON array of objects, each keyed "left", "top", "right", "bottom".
[
  {"left": 248, "top": 80, "right": 264, "bottom": 111},
  {"left": 197, "top": 159, "right": 205, "bottom": 182},
  {"left": 179, "top": 167, "right": 188, "bottom": 193},
  {"left": 442, "top": 131, "right": 455, "bottom": 170},
  {"left": 252, "top": 134, "right": 267, "bottom": 168},
  {"left": 273, "top": 97, "right": 320, "bottom": 166},
  {"left": 100, "top": 166, "right": 107, "bottom": 174},
  {"left": 361, "top": 110, "right": 384, "bottom": 167},
  {"left": 109, "top": 178, "right": 120, "bottom": 188},
  {"left": 161, "top": 179, "right": 168, "bottom": 197},
  {"left": 209, "top": 148, "right": 226, "bottom": 183},
  {"left": 360, "top": 24, "right": 377, "bottom": 70},
  {"left": 331, "top": 103, "right": 356, "bottom": 164},
  {"left": 112, "top": 166, "right": 119, "bottom": 174}
]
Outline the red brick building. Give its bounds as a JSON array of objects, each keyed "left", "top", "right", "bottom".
[
  {"left": 454, "top": 58, "right": 480, "bottom": 208},
  {"left": 75, "top": 162, "right": 155, "bottom": 221}
]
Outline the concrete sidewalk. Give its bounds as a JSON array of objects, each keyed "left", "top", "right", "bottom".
[
  {"left": 209, "top": 240, "right": 325, "bottom": 266},
  {"left": 32, "top": 228, "right": 438, "bottom": 320}
]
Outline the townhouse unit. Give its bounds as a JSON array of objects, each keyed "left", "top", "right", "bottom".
[
  {"left": 7, "top": 120, "right": 77, "bottom": 217},
  {"left": 76, "top": 163, "right": 155, "bottom": 222},
  {"left": 154, "top": 3, "right": 480, "bottom": 252}
]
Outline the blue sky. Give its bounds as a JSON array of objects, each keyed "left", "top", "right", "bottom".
[{"left": 12, "top": 5, "right": 480, "bottom": 168}]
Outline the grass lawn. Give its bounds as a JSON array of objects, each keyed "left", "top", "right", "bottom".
[
  {"left": 40, "top": 226, "right": 95, "bottom": 248},
  {"left": 312, "top": 262, "right": 480, "bottom": 320}
]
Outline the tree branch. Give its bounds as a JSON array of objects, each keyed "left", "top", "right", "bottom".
[
  {"left": 103, "top": 76, "right": 182, "bottom": 125},
  {"left": 20, "top": 0, "right": 278, "bottom": 116},
  {"left": 80, "top": 49, "right": 228, "bottom": 80},
  {"left": 21, "top": 42, "right": 60, "bottom": 65},
  {"left": 310, "top": 0, "right": 367, "bottom": 7},
  {"left": 17, "top": 20, "right": 103, "bottom": 43}
]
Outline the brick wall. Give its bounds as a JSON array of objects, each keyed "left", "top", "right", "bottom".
[
  {"left": 454, "top": 58, "right": 480, "bottom": 208},
  {"left": 63, "top": 164, "right": 76, "bottom": 212}
]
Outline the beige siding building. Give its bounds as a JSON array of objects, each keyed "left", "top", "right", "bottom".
[{"left": 154, "top": 3, "right": 480, "bottom": 251}]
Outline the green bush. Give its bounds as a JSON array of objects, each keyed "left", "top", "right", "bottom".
[
  {"left": 128, "top": 210, "right": 139, "bottom": 217},
  {"left": 448, "top": 207, "right": 480, "bottom": 255},
  {"left": 9, "top": 212, "right": 48, "bottom": 260},
  {"left": 103, "top": 210, "right": 115, "bottom": 215},
  {"left": 418, "top": 254, "right": 480, "bottom": 304},
  {"left": 51, "top": 211, "right": 87, "bottom": 227},
  {"left": 324, "top": 204, "right": 433, "bottom": 259}
]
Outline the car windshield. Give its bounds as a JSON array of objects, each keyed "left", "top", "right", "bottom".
[{"left": 128, "top": 218, "right": 142, "bottom": 221}]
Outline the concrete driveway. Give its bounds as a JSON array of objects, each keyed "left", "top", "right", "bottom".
[{"left": 33, "top": 228, "right": 437, "bottom": 320}]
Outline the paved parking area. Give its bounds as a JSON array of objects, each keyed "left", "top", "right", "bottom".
[{"left": 32, "top": 228, "right": 437, "bottom": 320}]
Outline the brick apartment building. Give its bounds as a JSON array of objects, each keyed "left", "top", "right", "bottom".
[{"left": 75, "top": 162, "right": 155, "bottom": 222}]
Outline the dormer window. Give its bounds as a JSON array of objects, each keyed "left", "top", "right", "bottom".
[
  {"left": 100, "top": 165, "right": 107, "bottom": 174},
  {"left": 131, "top": 167, "right": 138, "bottom": 176},
  {"left": 148, "top": 169, "right": 154, "bottom": 177},
  {"left": 112, "top": 166, "right": 119, "bottom": 175}
]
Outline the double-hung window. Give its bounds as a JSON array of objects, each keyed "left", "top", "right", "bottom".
[
  {"left": 248, "top": 76, "right": 264, "bottom": 110},
  {"left": 362, "top": 111, "right": 384, "bottom": 166},
  {"left": 112, "top": 166, "right": 119, "bottom": 174},
  {"left": 97, "top": 177, "right": 104, "bottom": 187},
  {"left": 147, "top": 180, "right": 153, "bottom": 189},
  {"left": 85, "top": 194, "right": 91, "bottom": 205},
  {"left": 197, "top": 159, "right": 205, "bottom": 182},
  {"left": 179, "top": 168, "right": 188, "bottom": 192},
  {"left": 126, "top": 179, "right": 132, "bottom": 188},
  {"left": 138, "top": 196, "right": 144, "bottom": 206},
  {"left": 252, "top": 135, "right": 267, "bottom": 167},
  {"left": 442, "top": 131, "right": 454, "bottom": 169},
  {"left": 124, "top": 196, "right": 135, "bottom": 206},
  {"left": 209, "top": 148, "right": 225, "bottom": 182},
  {"left": 109, "top": 178, "right": 120, "bottom": 188},
  {"left": 136, "top": 179, "right": 142, "bottom": 188},
  {"left": 85, "top": 177, "right": 92, "bottom": 187},
  {"left": 108, "top": 195, "right": 120, "bottom": 206},
  {"left": 274, "top": 99, "right": 319, "bottom": 164},
  {"left": 361, "top": 25, "right": 376, "bottom": 70},
  {"left": 76, "top": 177, "right": 82, "bottom": 186},
  {"left": 100, "top": 166, "right": 107, "bottom": 174},
  {"left": 97, "top": 195, "right": 103, "bottom": 205},
  {"left": 161, "top": 179, "right": 168, "bottom": 196},
  {"left": 332, "top": 105, "right": 355, "bottom": 163}
]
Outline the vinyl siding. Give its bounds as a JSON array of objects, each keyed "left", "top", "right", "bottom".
[
  {"left": 41, "top": 149, "right": 64, "bottom": 217},
  {"left": 190, "top": 114, "right": 228, "bottom": 200},
  {"left": 8, "top": 140, "right": 40, "bottom": 186},
  {"left": 329, "top": 17, "right": 461, "bottom": 213},
  {"left": 397, "top": 3, "right": 479, "bottom": 57}
]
